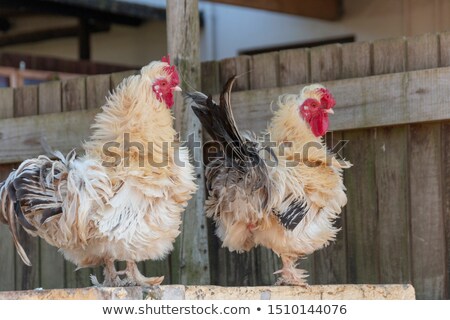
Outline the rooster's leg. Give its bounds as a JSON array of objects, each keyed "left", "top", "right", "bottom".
[
  {"left": 274, "top": 255, "right": 308, "bottom": 286},
  {"left": 123, "top": 261, "right": 164, "bottom": 287},
  {"left": 91, "top": 259, "right": 124, "bottom": 287}
]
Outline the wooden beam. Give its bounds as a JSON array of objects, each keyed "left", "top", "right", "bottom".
[
  {"left": 0, "top": 109, "right": 96, "bottom": 164},
  {"left": 204, "top": 0, "right": 343, "bottom": 20},
  {"left": 214, "top": 66, "right": 450, "bottom": 134},
  {"left": 166, "top": 0, "right": 210, "bottom": 285},
  {"left": 1, "top": 66, "right": 450, "bottom": 164},
  {"left": 0, "top": 23, "right": 109, "bottom": 47}
]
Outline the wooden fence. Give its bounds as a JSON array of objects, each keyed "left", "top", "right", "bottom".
[{"left": 0, "top": 31, "right": 449, "bottom": 299}]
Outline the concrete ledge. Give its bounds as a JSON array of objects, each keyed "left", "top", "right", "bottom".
[{"left": 0, "top": 284, "right": 415, "bottom": 300}]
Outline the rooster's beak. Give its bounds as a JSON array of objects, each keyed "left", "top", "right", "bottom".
[
  {"left": 325, "top": 109, "right": 334, "bottom": 114},
  {"left": 173, "top": 86, "right": 182, "bottom": 92}
]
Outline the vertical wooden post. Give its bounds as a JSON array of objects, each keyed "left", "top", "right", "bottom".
[{"left": 167, "top": 0, "right": 210, "bottom": 285}]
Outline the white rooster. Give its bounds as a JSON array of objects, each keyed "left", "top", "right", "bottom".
[
  {"left": 188, "top": 78, "right": 350, "bottom": 285},
  {"left": 0, "top": 56, "right": 197, "bottom": 287}
]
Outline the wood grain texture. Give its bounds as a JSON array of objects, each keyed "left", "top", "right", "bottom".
[
  {"left": 39, "top": 242, "right": 65, "bottom": 289},
  {"left": 86, "top": 74, "right": 111, "bottom": 110},
  {"left": 37, "top": 80, "right": 66, "bottom": 289},
  {"left": 341, "top": 42, "right": 371, "bottom": 79},
  {"left": 0, "top": 91, "right": 16, "bottom": 290},
  {"left": 14, "top": 86, "right": 38, "bottom": 117},
  {"left": 0, "top": 163, "right": 16, "bottom": 291},
  {"left": 215, "top": 56, "right": 257, "bottom": 286},
  {"left": 375, "top": 126, "right": 411, "bottom": 284},
  {"left": 38, "top": 81, "right": 61, "bottom": 114},
  {"left": 62, "top": 77, "right": 86, "bottom": 112},
  {"left": 219, "top": 56, "right": 251, "bottom": 91},
  {"left": 310, "top": 44, "right": 342, "bottom": 82},
  {"left": 201, "top": 61, "right": 220, "bottom": 95},
  {"left": 372, "top": 37, "right": 406, "bottom": 75},
  {"left": 200, "top": 59, "right": 224, "bottom": 286},
  {"left": 250, "top": 52, "right": 280, "bottom": 90},
  {"left": 3, "top": 66, "right": 450, "bottom": 165},
  {"left": 406, "top": 33, "right": 439, "bottom": 71},
  {"left": 13, "top": 85, "right": 40, "bottom": 290},
  {"left": 442, "top": 121, "right": 450, "bottom": 298},
  {"left": 313, "top": 131, "right": 347, "bottom": 285},
  {"left": 344, "top": 129, "right": 379, "bottom": 284},
  {"left": 249, "top": 50, "right": 281, "bottom": 286},
  {"left": 279, "top": 48, "right": 310, "bottom": 86},
  {"left": 409, "top": 123, "right": 446, "bottom": 299},
  {"left": 215, "top": 66, "right": 450, "bottom": 135},
  {"left": 0, "top": 109, "right": 96, "bottom": 164},
  {"left": 0, "top": 88, "right": 14, "bottom": 119},
  {"left": 439, "top": 30, "right": 450, "bottom": 67},
  {"left": 167, "top": 0, "right": 210, "bottom": 285}
]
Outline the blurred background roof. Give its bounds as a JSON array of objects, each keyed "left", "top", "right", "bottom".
[{"left": 0, "top": 0, "right": 448, "bottom": 73}]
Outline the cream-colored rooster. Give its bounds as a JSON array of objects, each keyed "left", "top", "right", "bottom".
[
  {"left": 188, "top": 77, "right": 350, "bottom": 285},
  {"left": 0, "top": 56, "right": 196, "bottom": 287}
]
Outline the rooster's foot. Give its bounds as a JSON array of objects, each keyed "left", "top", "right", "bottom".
[
  {"left": 274, "top": 256, "right": 309, "bottom": 286},
  {"left": 120, "top": 261, "right": 164, "bottom": 287}
]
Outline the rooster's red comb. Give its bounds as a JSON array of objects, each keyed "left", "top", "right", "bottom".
[{"left": 161, "top": 55, "right": 170, "bottom": 65}]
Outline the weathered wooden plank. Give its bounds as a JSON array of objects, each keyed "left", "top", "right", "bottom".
[
  {"left": 86, "top": 74, "right": 111, "bottom": 110},
  {"left": 0, "top": 109, "right": 96, "bottom": 164},
  {"left": 439, "top": 30, "right": 450, "bottom": 67},
  {"left": 40, "top": 242, "right": 65, "bottom": 289},
  {"left": 143, "top": 260, "right": 171, "bottom": 285},
  {"left": 62, "top": 100, "right": 95, "bottom": 286},
  {"left": 249, "top": 51, "right": 280, "bottom": 286},
  {"left": 216, "top": 55, "right": 257, "bottom": 286},
  {"left": 0, "top": 163, "right": 16, "bottom": 291},
  {"left": 215, "top": 66, "right": 450, "bottom": 135},
  {"left": 341, "top": 42, "right": 371, "bottom": 79},
  {"left": 344, "top": 129, "right": 379, "bottom": 284},
  {"left": 38, "top": 81, "right": 61, "bottom": 114},
  {"left": 167, "top": 0, "right": 209, "bottom": 285},
  {"left": 279, "top": 48, "right": 310, "bottom": 86},
  {"left": 406, "top": 33, "right": 439, "bottom": 71},
  {"left": 0, "top": 90, "right": 16, "bottom": 290},
  {"left": 3, "top": 66, "right": 450, "bottom": 165},
  {"left": 14, "top": 85, "right": 40, "bottom": 290},
  {"left": 310, "top": 44, "right": 342, "bottom": 82},
  {"left": 0, "top": 88, "right": 14, "bottom": 119},
  {"left": 250, "top": 52, "right": 280, "bottom": 90},
  {"left": 313, "top": 131, "right": 347, "bottom": 285},
  {"left": 409, "top": 123, "right": 446, "bottom": 299},
  {"left": 219, "top": 56, "right": 251, "bottom": 91},
  {"left": 62, "top": 77, "right": 86, "bottom": 112},
  {"left": 200, "top": 59, "right": 224, "bottom": 286},
  {"left": 375, "top": 126, "right": 411, "bottom": 284},
  {"left": 65, "top": 263, "right": 92, "bottom": 289},
  {"left": 443, "top": 121, "right": 450, "bottom": 298},
  {"left": 201, "top": 61, "right": 220, "bottom": 95},
  {"left": 0, "top": 224, "right": 15, "bottom": 291},
  {"left": 37, "top": 80, "right": 66, "bottom": 289},
  {"left": 14, "top": 86, "right": 38, "bottom": 117},
  {"left": 372, "top": 37, "right": 406, "bottom": 75}
]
